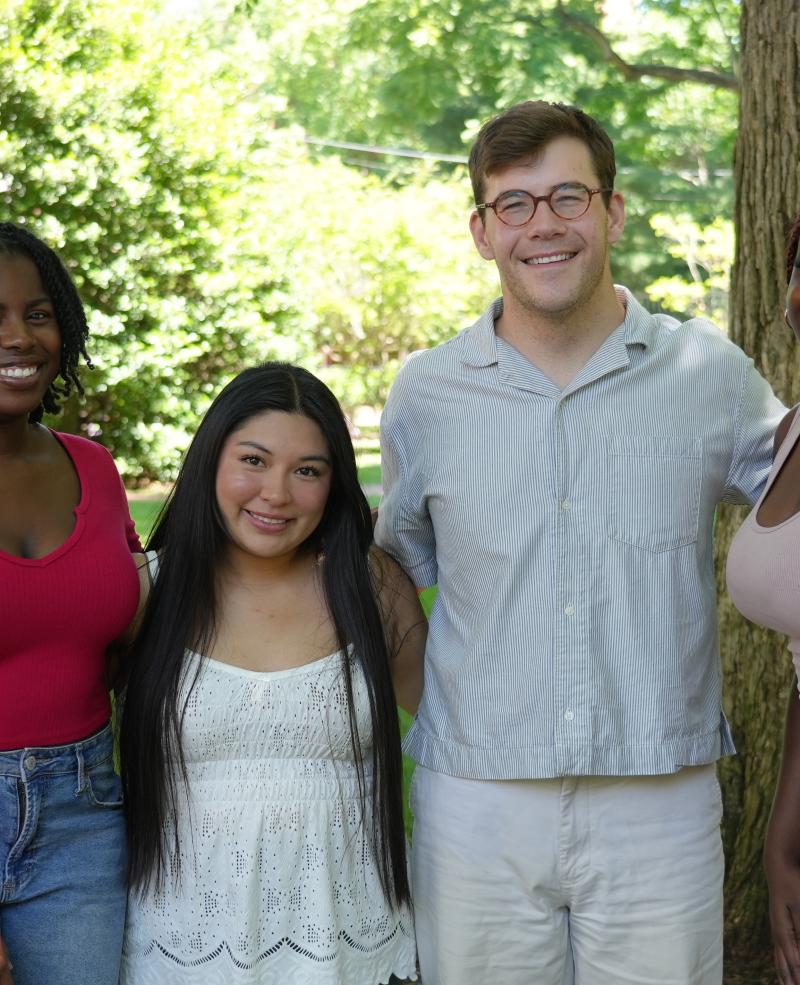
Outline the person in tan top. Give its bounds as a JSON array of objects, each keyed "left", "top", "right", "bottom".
[{"left": 726, "top": 210, "right": 800, "bottom": 984}]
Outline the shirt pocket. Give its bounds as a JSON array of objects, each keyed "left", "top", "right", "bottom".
[{"left": 608, "top": 434, "right": 703, "bottom": 553}]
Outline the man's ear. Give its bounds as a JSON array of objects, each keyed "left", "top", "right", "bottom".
[
  {"left": 606, "top": 191, "right": 625, "bottom": 245},
  {"left": 470, "top": 210, "right": 496, "bottom": 261}
]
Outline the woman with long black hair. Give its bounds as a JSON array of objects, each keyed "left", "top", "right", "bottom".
[{"left": 119, "top": 362, "right": 426, "bottom": 984}]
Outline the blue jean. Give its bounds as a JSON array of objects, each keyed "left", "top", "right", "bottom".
[{"left": 0, "top": 723, "right": 127, "bottom": 985}]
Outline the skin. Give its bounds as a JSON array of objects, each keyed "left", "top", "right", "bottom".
[
  {"left": 0, "top": 936, "right": 12, "bottom": 985},
  {"left": 469, "top": 135, "right": 626, "bottom": 388},
  {"left": 0, "top": 255, "right": 80, "bottom": 560},
  {"left": 762, "top": 252, "right": 800, "bottom": 984},
  {"left": 214, "top": 410, "right": 334, "bottom": 582},
  {"left": 211, "top": 410, "right": 339, "bottom": 673}
]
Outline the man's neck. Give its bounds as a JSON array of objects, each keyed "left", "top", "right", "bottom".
[{"left": 495, "top": 289, "right": 627, "bottom": 389}]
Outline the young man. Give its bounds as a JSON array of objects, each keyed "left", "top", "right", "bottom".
[{"left": 375, "top": 101, "right": 784, "bottom": 985}]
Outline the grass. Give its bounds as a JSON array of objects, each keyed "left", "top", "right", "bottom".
[{"left": 128, "top": 498, "right": 163, "bottom": 541}]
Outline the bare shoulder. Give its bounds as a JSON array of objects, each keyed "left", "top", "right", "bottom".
[{"left": 774, "top": 405, "right": 799, "bottom": 457}]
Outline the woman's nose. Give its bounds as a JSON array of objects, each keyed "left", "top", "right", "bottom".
[{"left": 0, "top": 312, "right": 36, "bottom": 350}]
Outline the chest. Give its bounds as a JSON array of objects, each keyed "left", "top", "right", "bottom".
[
  {"left": 757, "top": 439, "right": 800, "bottom": 527},
  {"left": 178, "top": 654, "right": 371, "bottom": 767},
  {"left": 0, "top": 454, "right": 81, "bottom": 559},
  {"left": 210, "top": 580, "right": 339, "bottom": 673}
]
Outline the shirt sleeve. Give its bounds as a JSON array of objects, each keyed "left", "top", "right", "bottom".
[
  {"left": 374, "top": 371, "right": 437, "bottom": 590},
  {"left": 109, "top": 450, "right": 144, "bottom": 552},
  {"left": 723, "top": 357, "right": 786, "bottom": 506},
  {"left": 125, "top": 511, "right": 143, "bottom": 553}
]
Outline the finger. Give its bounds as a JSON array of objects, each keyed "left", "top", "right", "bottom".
[
  {"left": 776, "top": 944, "right": 794, "bottom": 984},
  {"left": 0, "top": 938, "right": 13, "bottom": 985},
  {"left": 777, "top": 942, "right": 800, "bottom": 985},
  {"left": 787, "top": 911, "right": 800, "bottom": 985}
]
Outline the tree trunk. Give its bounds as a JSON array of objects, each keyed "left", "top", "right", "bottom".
[{"left": 719, "top": 0, "right": 800, "bottom": 964}]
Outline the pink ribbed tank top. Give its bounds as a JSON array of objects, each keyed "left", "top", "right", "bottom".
[{"left": 727, "top": 406, "right": 800, "bottom": 678}]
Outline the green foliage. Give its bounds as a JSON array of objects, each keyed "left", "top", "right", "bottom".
[
  {"left": 242, "top": 0, "right": 739, "bottom": 312},
  {"left": 244, "top": 0, "right": 738, "bottom": 159},
  {"left": 646, "top": 214, "right": 733, "bottom": 328},
  {"left": 261, "top": 152, "right": 498, "bottom": 409},
  {"left": 0, "top": 0, "right": 744, "bottom": 479},
  {"left": 0, "top": 0, "right": 289, "bottom": 478}
]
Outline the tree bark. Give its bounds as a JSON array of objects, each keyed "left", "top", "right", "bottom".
[{"left": 719, "top": 0, "right": 800, "bottom": 962}]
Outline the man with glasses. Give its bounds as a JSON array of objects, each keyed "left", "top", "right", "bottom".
[{"left": 375, "top": 100, "right": 783, "bottom": 985}]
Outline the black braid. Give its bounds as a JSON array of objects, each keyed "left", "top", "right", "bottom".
[{"left": 0, "top": 222, "right": 92, "bottom": 423}]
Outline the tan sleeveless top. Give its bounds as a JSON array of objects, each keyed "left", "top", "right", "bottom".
[{"left": 727, "top": 406, "right": 800, "bottom": 677}]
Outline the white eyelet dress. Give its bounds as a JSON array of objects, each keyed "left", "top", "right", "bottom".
[{"left": 119, "top": 650, "right": 417, "bottom": 985}]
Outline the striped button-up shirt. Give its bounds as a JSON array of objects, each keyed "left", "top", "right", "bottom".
[{"left": 375, "top": 290, "right": 784, "bottom": 779}]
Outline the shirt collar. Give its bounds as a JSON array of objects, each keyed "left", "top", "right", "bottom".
[
  {"left": 460, "top": 298, "right": 504, "bottom": 367},
  {"left": 616, "top": 286, "right": 659, "bottom": 350},
  {"left": 460, "top": 286, "right": 658, "bottom": 369}
]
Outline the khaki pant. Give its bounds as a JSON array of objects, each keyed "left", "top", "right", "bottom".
[{"left": 410, "top": 764, "right": 724, "bottom": 985}]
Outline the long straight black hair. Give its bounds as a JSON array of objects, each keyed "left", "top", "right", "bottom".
[{"left": 120, "top": 362, "right": 410, "bottom": 907}]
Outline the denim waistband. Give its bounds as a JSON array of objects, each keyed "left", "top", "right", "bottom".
[{"left": 0, "top": 721, "right": 114, "bottom": 778}]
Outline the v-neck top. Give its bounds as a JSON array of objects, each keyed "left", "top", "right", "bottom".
[
  {"left": 727, "top": 406, "right": 800, "bottom": 676},
  {"left": 0, "top": 431, "right": 142, "bottom": 748}
]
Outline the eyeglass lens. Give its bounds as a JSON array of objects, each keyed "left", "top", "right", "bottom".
[{"left": 494, "top": 184, "right": 592, "bottom": 225}]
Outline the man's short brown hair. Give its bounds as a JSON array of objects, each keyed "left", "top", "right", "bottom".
[{"left": 468, "top": 100, "right": 617, "bottom": 209}]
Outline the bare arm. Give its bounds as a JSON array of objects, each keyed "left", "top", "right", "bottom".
[
  {"left": 370, "top": 547, "right": 427, "bottom": 716},
  {"left": 106, "top": 552, "right": 151, "bottom": 690},
  {"left": 764, "top": 686, "right": 800, "bottom": 984}
]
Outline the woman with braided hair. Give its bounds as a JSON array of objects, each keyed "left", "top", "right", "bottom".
[{"left": 0, "top": 222, "right": 145, "bottom": 985}]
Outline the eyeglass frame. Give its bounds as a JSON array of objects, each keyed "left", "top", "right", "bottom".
[{"left": 475, "top": 183, "right": 613, "bottom": 226}]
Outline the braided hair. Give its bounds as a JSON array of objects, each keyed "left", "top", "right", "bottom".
[{"left": 0, "top": 222, "right": 91, "bottom": 422}]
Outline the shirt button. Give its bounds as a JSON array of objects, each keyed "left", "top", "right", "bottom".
[
  {"left": 24, "top": 755, "right": 36, "bottom": 770},
  {"left": 561, "top": 499, "right": 572, "bottom": 511},
  {"left": 564, "top": 710, "right": 575, "bottom": 721},
  {"left": 564, "top": 604, "right": 575, "bottom": 616}
]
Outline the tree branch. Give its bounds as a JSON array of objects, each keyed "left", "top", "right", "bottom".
[{"left": 533, "top": 3, "right": 740, "bottom": 92}]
